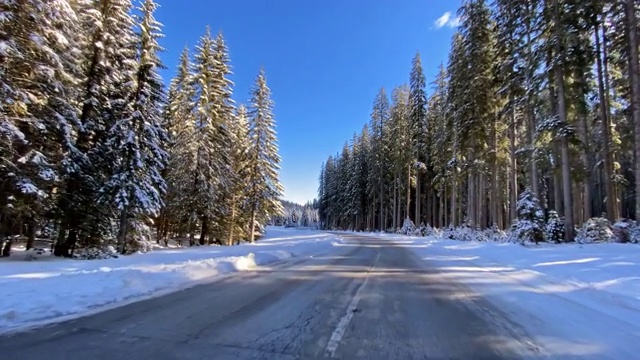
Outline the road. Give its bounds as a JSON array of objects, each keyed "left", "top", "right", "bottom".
[{"left": 0, "top": 233, "right": 538, "bottom": 360}]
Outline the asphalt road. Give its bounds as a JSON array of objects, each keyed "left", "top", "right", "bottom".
[{"left": 0, "top": 233, "right": 538, "bottom": 360}]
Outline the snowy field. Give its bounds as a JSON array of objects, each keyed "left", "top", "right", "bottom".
[
  {"left": 359, "top": 232, "right": 640, "bottom": 359},
  {"left": 0, "top": 227, "right": 341, "bottom": 334}
]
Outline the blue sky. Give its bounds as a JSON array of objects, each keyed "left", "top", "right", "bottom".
[{"left": 156, "top": 0, "right": 462, "bottom": 205}]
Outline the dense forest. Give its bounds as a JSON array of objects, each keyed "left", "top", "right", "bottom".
[
  {"left": 318, "top": 0, "right": 640, "bottom": 242},
  {"left": 0, "top": 0, "right": 284, "bottom": 257},
  {"left": 271, "top": 200, "right": 320, "bottom": 228}
]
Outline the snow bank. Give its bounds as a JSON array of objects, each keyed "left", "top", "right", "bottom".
[
  {"left": 391, "top": 234, "right": 640, "bottom": 359},
  {"left": 0, "top": 227, "right": 339, "bottom": 334}
]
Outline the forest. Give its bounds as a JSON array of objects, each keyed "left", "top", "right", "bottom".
[
  {"left": 0, "top": 0, "right": 284, "bottom": 257},
  {"left": 318, "top": 0, "right": 640, "bottom": 243}
]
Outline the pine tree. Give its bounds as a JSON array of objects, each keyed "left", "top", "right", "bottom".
[
  {"left": 409, "top": 53, "right": 427, "bottom": 224},
  {"left": 100, "top": 0, "right": 167, "bottom": 253},
  {"left": 224, "top": 104, "right": 250, "bottom": 245},
  {"left": 369, "top": 88, "right": 390, "bottom": 230},
  {"left": 190, "top": 27, "right": 232, "bottom": 245},
  {"left": 0, "top": 0, "right": 81, "bottom": 255},
  {"left": 246, "top": 68, "right": 284, "bottom": 242},
  {"left": 55, "top": 0, "right": 138, "bottom": 256}
]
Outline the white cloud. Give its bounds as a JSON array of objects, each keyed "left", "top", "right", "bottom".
[
  {"left": 434, "top": 11, "right": 462, "bottom": 29},
  {"left": 434, "top": 12, "right": 451, "bottom": 28},
  {"left": 448, "top": 16, "right": 462, "bottom": 28}
]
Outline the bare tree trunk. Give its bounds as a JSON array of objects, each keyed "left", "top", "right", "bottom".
[
  {"left": 479, "top": 172, "right": 486, "bottom": 228},
  {"left": 625, "top": 0, "right": 640, "bottom": 221},
  {"left": 595, "top": 18, "right": 617, "bottom": 221},
  {"left": 415, "top": 172, "right": 421, "bottom": 224},
  {"left": 227, "top": 196, "right": 236, "bottom": 246},
  {"left": 406, "top": 165, "right": 411, "bottom": 221},
  {"left": 509, "top": 105, "right": 518, "bottom": 225},
  {"left": 249, "top": 207, "right": 257, "bottom": 243},
  {"left": 393, "top": 178, "right": 398, "bottom": 230},
  {"left": 451, "top": 171, "right": 457, "bottom": 227},
  {"left": 116, "top": 207, "right": 129, "bottom": 254},
  {"left": 468, "top": 171, "right": 476, "bottom": 227},
  {"left": 554, "top": 0, "right": 575, "bottom": 241}
]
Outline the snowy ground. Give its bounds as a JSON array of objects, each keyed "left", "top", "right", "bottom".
[
  {"left": 0, "top": 227, "right": 341, "bottom": 334},
  {"left": 352, "top": 232, "right": 640, "bottom": 359}
]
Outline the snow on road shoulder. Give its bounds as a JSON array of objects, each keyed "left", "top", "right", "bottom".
[
  {"left": 394, "top": 234, "right": 640, "bottom": 359},
  {"left": 0, "top": 227, "right": 339, "bottom": 334}
]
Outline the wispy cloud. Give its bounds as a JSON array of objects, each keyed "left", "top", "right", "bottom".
[{"left": 434, "top": 11, "right": 461, "bottom": 29}]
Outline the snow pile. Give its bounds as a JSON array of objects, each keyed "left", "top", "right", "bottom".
[
  {"left": 0, "top": 227, "right": 340, "bottom": 334},
  {"left": 397, "top": 235, "right": 640, "bottom": 359}
]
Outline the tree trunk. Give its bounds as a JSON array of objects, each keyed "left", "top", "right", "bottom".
[
  {"left": 249, "top": 206, "right": 257, "bottom": 243},
  {"left": 467, "top": 171, "right": 476, "bottom": 227},
  {"left": 415, "top": 172, "right": 421, "bottom": 224},
  {"left": 625, "top": 0, "right": 640, "bottom": 221},
  {"left": 595, "top": 19, "right": 617, "bottom": 221},
  {"left": 392, "top": 178, "right": 398, "bottom": 230},
  {"left": 26, "top": 216, "right": 36, "bottom": 251},
  {"left": 406, "top": 165, "right": 411, "bottom": 221},
  {"left": 509, "top": 104, "right": 518, "bottom": 225},
  {"left": 116, "top": 207, "right": 128, "bottom": 254},
  {"left": 227, "top": 197, "right": 236, "bottom": 246},
  {"left": 451, "top": 170, "right": 458, "bottom": 227},
  {"left": 554, "top": 0, "right": 575, "bottom": 241}
]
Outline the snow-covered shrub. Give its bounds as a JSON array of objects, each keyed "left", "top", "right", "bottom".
[
  {"left": 72, "top": 246, "right": 118, "bottom": 260},
  {"left": 545, "top": 210, "right": 565, "bottom": 243},
  {"left": 398, "top": 218, "right": 417, "bottom": 235},
  {"left": 443, "top": 224, "right": 476, "bottom": 242},
  {"left": 418, "top": 223, "right": 441, "bottom": 237},
  {"left": 576, "top": 217, "right": 613, "bottom": 244},
  {"left": 124, "top": 221, "right": 155, "bottom": 254},
  {"left": 483, "top": 225, "right": 507, "bottom": 242},
  {"left": 510, "top": 189, "right": 545, "bottom": 244},
  {"left": 630, "top": 224, "right": 640, "bottom": 244},
  {"left": 613, "top": 219, "right": 636, "bottom": 243},
  {"left": 23, "top": 248, "right": 48, "bottom": 261}
]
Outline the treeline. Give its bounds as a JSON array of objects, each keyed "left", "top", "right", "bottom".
[
  {"left": 271, "top": 200, "right": 320, "bottom": 228},
  {"left": 318, "top": 0, "right": 640, "bottom": 242},
  {"left": 0, "top": 0, "right": 283, "bottom": 257}
]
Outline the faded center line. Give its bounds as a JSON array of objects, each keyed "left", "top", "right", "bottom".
[{"left": 324, "top": 251, "right": 381, "bottom": 358}]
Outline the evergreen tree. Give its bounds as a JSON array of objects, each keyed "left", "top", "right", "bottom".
[
  {"left": 100, "top": 0, "right": 168, "bottom": 253},
  {"left": 224, "top": 104, "right": 251, "bottom": 245},
  {"left": 409, "top": 53, "right": 427, "bottom": 224},
  {"left": 190, "top": 27, "right": 232, "bottom": 245},
  {"left": 0, "top": 0, "right": 81, "bottom": 255},
  {"left": 55, "top": 0, "right": 138, "bottom": 256},
  {"left": 246, "top": 69, "right": 284, "bottom": 243}
]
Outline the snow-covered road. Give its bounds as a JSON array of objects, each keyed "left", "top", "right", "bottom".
[
  {"left": 1, "top": 228, "right": 640, "bottom": 359},
  {"left": 0, "top": 227, "right": 341, "bottom": 334},
  {"left": 364, "top": 232, "right": 640, "bottom": 359}
]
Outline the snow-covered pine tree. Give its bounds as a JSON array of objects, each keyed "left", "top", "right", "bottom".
[
  {"left": 545, "top": 210, "right": 565, "bottom": 243},
  {"left": 368, "top": 88, "right": 390, "bottom": 230},
  {"left": 190, "top": 27, "right": 232, "bottom": 245},
  {"left": 163, "top": 47, "right": 197, "bottom": 242},
  {"left": 511, "top": 188, "right": 545, "bottom": 244},
  {"left": 246, "top": 68, "right": 284, "bottom": 242},
  {"left": 0, "top": 0, "right": 81, "bottom": 256},
  {"left": 207, "top": 32, "right": 236, "bottom": 244},
  {"left": 409, "top": 52, "right": 427, "bottom": 225},
  {"left": 55, "top": 0, "right": 138, "bottom": 256},
  {"left": 224, "top": 104, "right": 250, "bottom": 245},
  {"left": 100, "top": 0, "right": 168, "bottom": 254}
]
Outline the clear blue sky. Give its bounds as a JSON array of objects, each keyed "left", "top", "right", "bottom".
[{"left": 156, "top": 0, "right": 462, "bottom": 205}]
